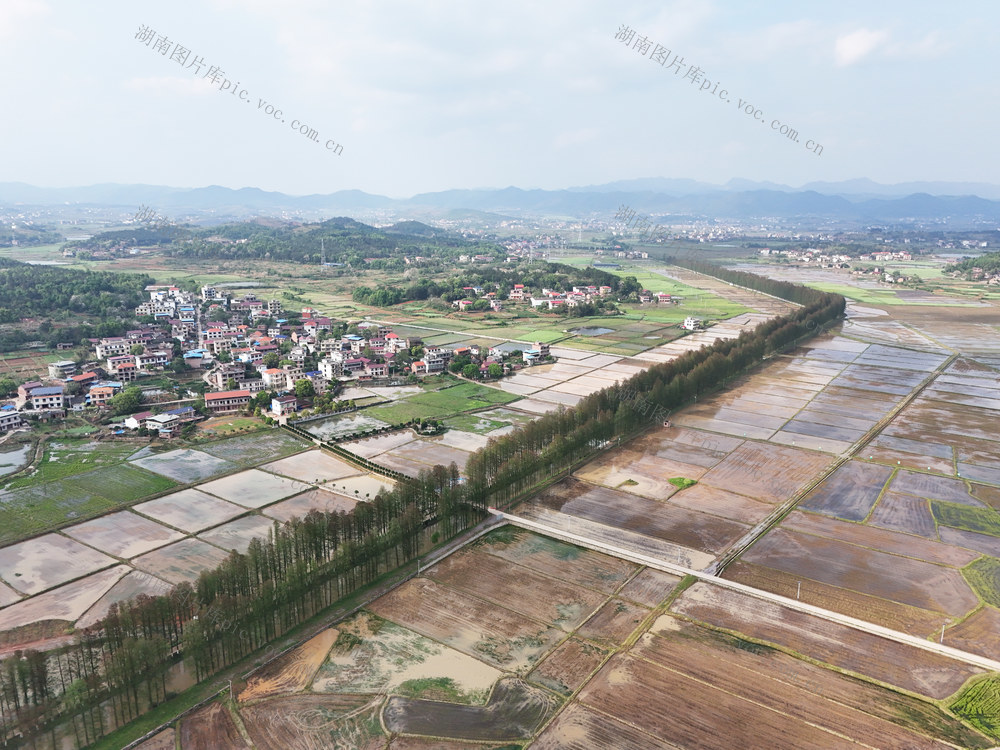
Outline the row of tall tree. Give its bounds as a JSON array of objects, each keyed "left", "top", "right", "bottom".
[{"left": 0, "top": 263, "right": 844, "bottom": 749}]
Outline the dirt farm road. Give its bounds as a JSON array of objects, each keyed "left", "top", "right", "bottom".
[{"left": 489, "top": 508, "right": 1000, "bottom": 675}]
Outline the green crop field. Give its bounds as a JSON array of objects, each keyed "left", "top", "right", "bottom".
[
  {"left": 366, "top": 382, "right": 519, "bottom": 425},
  {"left": 0, "top": 483, "right": 121, "bottom": 544},
  {"left": 931, "top": 501, "right": 1000, "bottom": 538},
  {"left": 950, "top": 676, "right": 1000, "bottom": 740},
  {"left": 64, "top": 464, "right": 177, "bottom": 503},
  {"left": 411, "top": 382, "right": 518, "bottom": 410},
  {"left": 3, "top": 440, "right": 142, "bottom": 490},
  {"left": 962, "top": 557, "right": 1000, "bottom": 608}
]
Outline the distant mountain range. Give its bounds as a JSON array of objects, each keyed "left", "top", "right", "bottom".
[{"left": 3, "top": 179, "right": 1000, "bottom": 228}]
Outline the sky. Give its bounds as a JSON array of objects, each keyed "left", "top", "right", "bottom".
[{"left": 0, "top": 0, "right": 997, "bottom": 197}]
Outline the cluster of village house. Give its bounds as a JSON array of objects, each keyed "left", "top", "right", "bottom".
[
  {"left": 450, "top": 283, "right": 622, "bottom": 312},
  {"left": 450, "top": 283, "right": 682, "bottom": 312},
  {"left": 759, "top": 247, "right": 917, "bottom": 266},
  {"left": 0, "top": 284, "right": 553, "bottom": 436},
  {"left": 952, "top": 266, "right": 1000, "bottom": 285}
]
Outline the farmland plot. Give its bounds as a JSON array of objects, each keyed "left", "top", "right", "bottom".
[
  {"left": 312, "top": 613, "right": 500, "bottom": 703},
  {"left": 131, "top": 448, "right": 236, "bottom": 483},
  {"left": 426, "top": 548, "right": 608, "bottom": 630},
  {"left": 740, "top": 527, "right": 978, "bottom": 615},
  {"left": 260, "top": 450, "right": 361, "bottom": 483},
  {"left": 670, "top": 582, "right": 983, "bottom": 699},
  {"left": 0, "top": 533, "right": 117, "bottom": 595},
  {"left": 239, "top": 694, "right": 385, "bottom": 750},
  {"left": 180, "top": 702, "right": 249, "bottom": 749},
  {"left": 368, "top": 577, "right": 564, "bottom": 673},
  {"left": 239, "top": 629, "right": 338, "bottom": 702},
  {"left": 383, "top": 677, "right": 561, "bottom": 742},
  {"left": 198, "top": 469, "right": 311, "bottom": 509},
  {"left": 798, "top": 461, "right": 894, "bottom": 521}
]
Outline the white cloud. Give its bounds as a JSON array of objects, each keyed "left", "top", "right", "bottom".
[
  {"left": 834, "top": 28, "right": 889, "bottom": 66},
  {"left": 0, "top": 0, "right": 49, "bottom": 41}
]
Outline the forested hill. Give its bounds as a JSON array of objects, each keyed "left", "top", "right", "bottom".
[
  {"left": 0, "top": 258, "right": 153, "bottom": 324},
  {"left": 73, "top": 217, "right": 494, "bottom": 267},
  {"left": 945, "top": 251, "right": 1000, "bottom": 276}
]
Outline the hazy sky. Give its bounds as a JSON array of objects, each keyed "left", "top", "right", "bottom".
[{"left": 1, "top": 0, "right": 996, "bottom": 197}]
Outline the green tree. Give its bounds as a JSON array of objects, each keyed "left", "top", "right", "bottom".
[
  {"left": 130, "top": 344, "right": 145, "bottom": 355},
  {"left": 462, "top": 363, "right": 478, "bottom": 379},
  {"left": 294, "top": 379, "right": 315, "bottom": 399},
  {"left": 263, "top": 352, "right": 280, "bottom": 368},
  {"left": 170, "top": 357, "right": 189, "bottom": 373},
  {"left": 110, "top": 386, "right": 143, "bottom": 416},
  {"left": 487, "top": 363, "right": 503, "bottom": 379},
  {"left": 0, "top": 377, "right": 18, "bottom": 397}
]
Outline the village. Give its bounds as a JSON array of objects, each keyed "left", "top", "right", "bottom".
[{"left": 0, "top": 282, "right": 573, "bottom": 439}]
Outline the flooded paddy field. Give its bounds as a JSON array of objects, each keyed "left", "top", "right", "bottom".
[{"left": 0, "top": 446, "right": 391, "bottom": 643}]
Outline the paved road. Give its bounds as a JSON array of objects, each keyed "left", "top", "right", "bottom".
[{"left": 489, "top": 508, "right": 1000, "bottom": 674}]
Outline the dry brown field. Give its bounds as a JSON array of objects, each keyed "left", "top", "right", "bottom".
[
  {"left": 740, "top": 527, "right": 978, "bottom": 615},
  {"left": 624, "top": 617, "right": 990, "bottom": 749},
  {"left": 944, "top": 606, "right": 1000, "bottom": 660},
  {"left": 527, "top": 637, "right": 607, "bottom": 696},
  {"left": 670, "top": 582, "right": 983, "bottom": 699},
  {"left": 531, "top": 479, "right": 749, "bottom": 555},
  {"left": 475, "top": 526, "right": 638, "bottom": 593},
  {"left": 239, "top": 629, "right": 338, "bottom": 703},
  {"left": 724, "top": 561, "right": 948, "bottom": 636},
  {"left": 240, "top": 694, "right": 384, "bottom": 750},
  {"left": 697, "top": 442, "right": 836, "bottom": 504},
  {"left": 782, "top": 510, "right": 980, "bottom": 567},
  {"left": 179, "top": 702, "right": 249, "bottom": 749},
  {"left": 425, "top": 549, "right": 607, "bottom": 630},
  {"left": 575, "top": 598, "right": 650, "bottom": 645},
  {"left": 368, "top": 577, "right": 564, "bottom": 673},
  {"left": 617, "top": 567, "right": 682, "bottom": 607}
]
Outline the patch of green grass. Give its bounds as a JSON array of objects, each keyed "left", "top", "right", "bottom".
[
  {"left": 395, "top": 676, "right": 487, "bottom": 705},
  {"left": 4, "top": 440, "right": 139, "bottom": 489},
  {"left": 334, "top": 630, "right": 363, "bottom": 650},
  {"left": 443, "top": 414, "right": 510, "bottom": 433},
  {"left": 479, "top": 525, "right": 520, "bottom": 546},
  {"left": 197, "top": 417, "right": 261, "bottom": 435},
  {"left": 620, "top": 478, "right": 639, "bottom": 486},
  {"left": 668, "top": 477, "right": 698, "bottom": 490},
  {"left": 950, "top": 675, "right": 1000, "bottom": 741},
  {"left": 963, "top": 557, "right": 1000, "bottom": 608},
  {"left": 931, "top": 501, "right": 1000, "bottom": 538}
]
